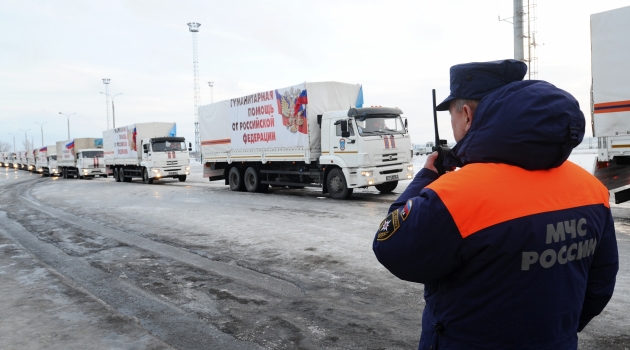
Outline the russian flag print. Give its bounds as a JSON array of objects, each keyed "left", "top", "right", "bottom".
[
  {"left": 65, "top": 141, "right": 75, "bottom": 149},
  {"left": 293, "top": 90, "right": 308, "bottom": 116}
]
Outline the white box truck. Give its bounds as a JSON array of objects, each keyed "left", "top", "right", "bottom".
[
  {"left": 0, "top": 152, "right": 6, "bottom": 167},
  {"left": 18, "top": 150, "right": 33, "bottom": 171},
  {"left": 36, "top": 145, "right": 59, "bottom": 176},
  {"left": 5, "top": 152, "right": 17, "bottom": 168},
  {"left": 102, "top": 122, "right": 191, "bottom": 184},
  {"left": 591, "top": 5, "right": 630, "bottom": 202},
  {"left": 199, "top": 81, "right": 414, "bottom": 199},
  {"left": 56, "top": 138, "right": 106, "bottom": 179}
]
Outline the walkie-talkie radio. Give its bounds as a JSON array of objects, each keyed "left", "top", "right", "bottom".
[{"left": 432, "top": 89, "right": 451, "bottom": 175}]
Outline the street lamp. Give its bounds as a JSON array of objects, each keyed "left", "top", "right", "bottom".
[
  {"left": 100, "top": 92, "right": 122, "bottom": 128},
  {"left": 19, "top": 129, "right": 30, "bottom": 150},
  {"left": 58, "top": 112, "right": 76, "bottom": 139},
  {"left": 34, "top": 122, "right": 47, "bottom": 147},
  {"left": 102, "top": 78, "right": 111, "bottom": 129},
  {"left": 208, "top": 81, "right": 214, "bottom": 103},
  {"left": 8, "top": 132, "right": 17, "bottom": 152}
]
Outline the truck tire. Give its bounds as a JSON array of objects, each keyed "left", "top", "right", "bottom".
[
  {"left": 228, "top": 167, "right": 244, "bottom": 191},
  {"left": 243, "top": 167, "right": 268, "bottom": 193},
  {"left": 327, "top": 168, "right": 353, "bottom": 199},
  {"left": 114, "top": 168, "right": 121, "bottom": 182},
  {"left": 375, "top": 181, "right": 398, "bottom": 194},
  {"left": 143, "top": 169, "right": 153, "bottom": 184},
  {"left": 178, "top": 175, "right": 187, "bottom": 182}
]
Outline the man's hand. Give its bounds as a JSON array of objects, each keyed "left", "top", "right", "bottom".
[{"left": 424, "top": 152, "right": 439, "bottom": 173}]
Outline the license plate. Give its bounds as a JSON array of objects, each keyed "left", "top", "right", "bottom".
[
  {"left": 386, "top": 175, "right": 399, "bottom": 181},
  {"left": 168, "top": 172, "right": 178, "bottom": 175}
]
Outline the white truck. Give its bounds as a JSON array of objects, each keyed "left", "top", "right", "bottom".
[
  {"left": 36, "top": 145, "right": 59, "bottom": 176},
  {"left": 199, "top": 81, "right": 414, "bottom": 199},
  {"left": 102, "top": 122, "right": 191, "bottom": 184},
  {"left": 591, "top": 5, "right": 630, "bottom": 202},
  {"left": 4, "top": 152, "right": 17, "bottom": 168},
  {"left": 56, "top": 138, "right": 106, "bottom": 179},
  {"left": 18, "top": 151, "right": 34, "bottom": 171},
  {"left": 0, "top": 152, "right": 6, "bottom": 167},
  {"left": 413, "top": 142, "right": 435, "bottom": 156}
]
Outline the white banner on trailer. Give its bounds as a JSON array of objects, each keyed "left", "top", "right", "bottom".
[
  {"left": 200, "top": 81, "right": 361, "bottom": 157},
  {"left": 227, "top": 83, "right": 309, "bottom": 149}
]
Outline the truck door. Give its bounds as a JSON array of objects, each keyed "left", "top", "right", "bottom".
[{"left": 331, "top": 118, "right": 359, "bottom": 167}]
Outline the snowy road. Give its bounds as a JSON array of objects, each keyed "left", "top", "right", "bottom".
[{"left": 0, "top": 161, "right": 628, "bottom": 349}]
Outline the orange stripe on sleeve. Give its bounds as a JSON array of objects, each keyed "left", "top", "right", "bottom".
[{"left": 426, "top": 162, "right": 610, "bottom": 238}]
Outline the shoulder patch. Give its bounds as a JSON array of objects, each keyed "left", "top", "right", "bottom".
[
  {"left": 400, "top": 199, "right": 412, "bottom": 221},
  {"left": 377, "top": 209, "right": 401, "bottom": 241}
]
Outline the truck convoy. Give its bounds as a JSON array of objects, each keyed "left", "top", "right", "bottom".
[
  {"left": 591, "top": 5, "right": 630, "bottom": 202},
  {"left": 199, "top": 81, "right": 413, "bottom": 199},
  {"left": 56, "top": 138, "right": 106, "bottom": 179},
  {"left": 102, "top": 122, "right": 191, "bottom": 184}
]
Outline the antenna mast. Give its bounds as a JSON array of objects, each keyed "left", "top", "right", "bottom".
[{"left": 187, "top": 22, "right": 201, "bottom": 161}]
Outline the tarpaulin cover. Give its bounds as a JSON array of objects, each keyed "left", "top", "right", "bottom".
[
  {"left": 199, "top": 81, "right": 361, "bottom": 161},
  {"left": 591, "top": 6, "right": 630, "bottom": 136}
]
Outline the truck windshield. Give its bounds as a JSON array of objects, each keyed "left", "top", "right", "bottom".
[
  {"left": 82, "top": 151, "right": 104, "bottom": 158},
  {"left": 49, "top": 155, "right": 57, "bottom": 161},
  {"left": 355, "top": 116, "right": 406, "bottom": 136},
  {"left": 153, "top": 141, "right": 186, "bottom": 152}
]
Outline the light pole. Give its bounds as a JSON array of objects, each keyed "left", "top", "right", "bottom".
[
  {"left": 8, "top": 132, "right": 17, "bottom": 152},
  {"left": 59, "top": 112, "right": 76, "bottom": 139},
  {"left": 208, "top": 81, "right": 214, "bottom": 103},
  {"left": 34, "top": 122, "right": 47, "bottom": 147},
  {"left": 100, "top": 92, "right": 122, "bottom": 128},
  {"left": 103, "top": 78, "right": 111, "bottom": 129},
  {"left": 19, "top": 129, "right": 30, "bottom": 150}
]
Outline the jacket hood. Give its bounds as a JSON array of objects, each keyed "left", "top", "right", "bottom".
[{"left": 444, "top": 80, "right": 585, "bottom": 170}]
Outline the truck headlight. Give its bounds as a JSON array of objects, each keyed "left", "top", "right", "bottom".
[
  {"left": 83, "top": 169, "right": 88, "bottom": 173},
  {"left": 407, "top": 165, "right": 413, "bottom": 172},
  {"left": 186, "top": 166, "right": 190, "bottom": 170},
  {"left": 407, "top": 174, "right": 413, "bottom": 179},
  {"left": 368, "top": 179, "right": 375, "bottom": 185},
  {"left": 152, "top": 169, "right": 159, "bottom": 173},
  {"left": 361, "top": 171, "right": 373, "bottom": 177}
]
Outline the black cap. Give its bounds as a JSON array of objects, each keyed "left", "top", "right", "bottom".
[{"left": 436, "top": 59, "right": 528, "bottom": 111}]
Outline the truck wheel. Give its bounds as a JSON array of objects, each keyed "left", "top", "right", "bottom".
[
  {"left": 114, "top": 168, "right": 121, "bottom": 182},
  {"left": 228, "top": 167, "right": 244, "bottom": 191},
  {"left": 178, "top": 175, "right": 187, "bottom": 182},
  {"left": 143, "top": 169, "right": 153, "bottom": 184},
  {"left": 243, "top": 167, "right": 266, "bottom": 193},
  {"left": 327, "top": 168, "right": 353, "bottom": 199},
  {"left": 375, "top": 181, "right": 398, "bottom": 194}
]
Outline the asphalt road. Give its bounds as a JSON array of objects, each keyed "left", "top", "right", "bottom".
[{"left": 0, "top": 165, "right": 628, "bottom": 349}]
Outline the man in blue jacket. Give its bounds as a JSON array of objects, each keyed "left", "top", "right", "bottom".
[{"left": 373, "top": 59, "right": 619, "bottom": 349}]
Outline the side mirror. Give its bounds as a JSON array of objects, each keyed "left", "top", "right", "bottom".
[
  {"left": 144, "top": 149, "right": 148, "bottom": 154},
  {"left": 189, "top": 142, "right": 192, "bottom": 148},
  {"left": 188, "top": 147, "right": 192, "bottom": 151},
  {"left": 404, "top": 119, "right": 408, "bottom": 129}
]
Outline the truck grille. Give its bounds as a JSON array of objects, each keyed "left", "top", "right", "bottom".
[
  {"left": 379, "top": 153, "right": 398, "bottom": 162},
  {"left": 167, "top": 161, "right": 178, "bottom": 165}
]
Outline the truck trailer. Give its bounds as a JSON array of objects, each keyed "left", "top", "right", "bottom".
[
  {"left": 591, "top": 5, "right": 630, "bottom": 202},
  {"left": 102, "top": 122, "right": 191, "bottom": 184},
  {"left": 56, "top": 138, "right": 106, "bottom": 179},
  {"left": 200, "top": 81, "right": 413, "bottom": 199}
]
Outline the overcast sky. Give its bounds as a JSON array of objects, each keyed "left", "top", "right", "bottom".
[{"left": 1, "top": 0, "right": 628, "bottom": 151}]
